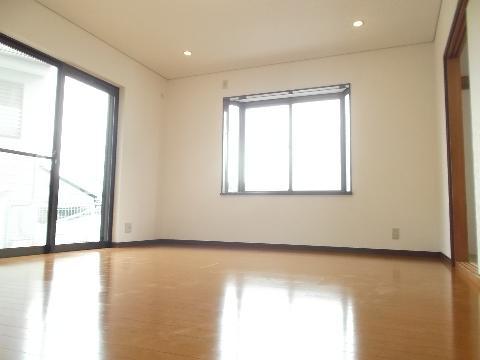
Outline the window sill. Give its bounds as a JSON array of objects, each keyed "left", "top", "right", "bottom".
[{"left": 220, "top": 191, "right": 353, "bottom": 196}]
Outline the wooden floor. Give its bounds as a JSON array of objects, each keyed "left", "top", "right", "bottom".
[{"left": 0, "top": 245, "right": 478, "bottom": 360}]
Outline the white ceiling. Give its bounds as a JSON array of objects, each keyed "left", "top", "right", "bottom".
[{"left": 36, "top": 0, "right": 442, "bottom": 79}]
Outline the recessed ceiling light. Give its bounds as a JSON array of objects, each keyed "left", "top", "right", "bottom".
[
  {"left": 353, "top": 20, "right": 364, "bottom": 28},
  {"left": 183, "top": 50, "right": 192, "bottom": 56}
]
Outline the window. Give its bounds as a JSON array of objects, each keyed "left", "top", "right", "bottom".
[
  {"left": 222, "top": 84, "right": 351, "bottom": 194},
  {"left": 0, "top": 33, "right": 119, "bottom": 254},
  {"left": 0, "top": 79, "right": 23, "bottom": 139}
]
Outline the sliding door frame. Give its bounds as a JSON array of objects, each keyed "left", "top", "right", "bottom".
[
  {"left": 0, "top": 33, "right": 119, "bottom": 258},
  {"left": 444, "top": 0, "right": 469, "bottom": 262}
]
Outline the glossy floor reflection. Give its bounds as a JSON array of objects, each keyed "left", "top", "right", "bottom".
[
  {"left": 0, "top": 246, "right": 478, "bottom": 359},
  {"left": 219, "top": 279, "right": 355, "bottom": 360}
]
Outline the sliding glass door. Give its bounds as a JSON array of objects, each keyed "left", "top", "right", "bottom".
[
  {"left": 0, "top": 40, "right": 57, "bottom": 250},
  {"left": 0, "top": 34, "right": 118, "bottom": 256},
  {"left": 55, "top": 75, "right": 111, "bottom": 245}
]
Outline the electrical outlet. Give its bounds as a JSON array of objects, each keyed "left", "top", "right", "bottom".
[
  {"left": 392, "top": 228, "right": 400, "bottom": 240},
  {"left": 124, "top": 222, "right": 132, "bottom": 234}
]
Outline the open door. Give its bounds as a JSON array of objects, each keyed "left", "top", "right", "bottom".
[{"left": 444, "top": 0, "right": 479, "bottom": 273}]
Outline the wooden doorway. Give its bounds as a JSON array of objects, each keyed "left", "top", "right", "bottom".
[{"left": 444, "top": 0, "right": 472, "bottom": 264}]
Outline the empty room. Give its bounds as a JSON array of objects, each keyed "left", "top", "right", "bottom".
[{"left": 0, "top": 0, "right": 479, "bottom": 359}]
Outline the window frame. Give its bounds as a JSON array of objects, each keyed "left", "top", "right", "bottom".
[{"left": 221, "top": 84, "right": 352, "bottom": 195}]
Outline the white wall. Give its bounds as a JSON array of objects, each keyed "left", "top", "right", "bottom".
[
  {"left": 159, "top": 43, "right": 447, "bottom": 252},
  {"left": 0, "top": 0, "right": 167, "bottom": 243},
  {"left": 467, "top": 0, "right": 480, "bottom": 262},
  {"left": 0, "top": 0, "right": 457, "bottom": 254}
]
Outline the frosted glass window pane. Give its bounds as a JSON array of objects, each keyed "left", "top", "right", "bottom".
[
  {"left": 292, "top": 100, "right": 341, "bottom": 191},
  {"left": 227, "top": 105, "right": 239, "bottom": 192},
  {"left": 245, "top": 105, "right": 289, "bottom": 191}
]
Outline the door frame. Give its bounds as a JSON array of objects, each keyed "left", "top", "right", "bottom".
[
  {"left": 0, "top": 33, "right": 119, "bottom": 257},
  {"left": 444, "top": 0, "right": 470, "bottom": 262}
]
